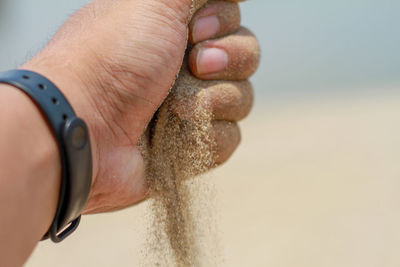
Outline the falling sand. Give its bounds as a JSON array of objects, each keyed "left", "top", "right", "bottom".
[
  {"left": 140, "top": 63, "right": 218, "bottom": 266},
  {"left": 140, "top": 0, "right": 248, "bottom": 266}
]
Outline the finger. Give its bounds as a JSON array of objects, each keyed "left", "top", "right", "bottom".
[
  {"left": 207, "top": 80, "right": 254, "bottom": 121},
  {"left": 189, "top": 26, "right": 261, "bottom": 81},
  {"left": 190, "top": 0, "right": 245, "bottom": 16},
  {"left": 172, "top": 120, "right": 242, "bottom": 174},
  {"left": 189, "top": 0, "right": 241, "bottom": 44},
  {"left": 143, "top": 120, "right": 241, "bottom": 179},
  {"left": 171, "top": 79, "right": 254, "bottom": 122},
  {"left": 177, "top": 120, "right": 241, "bottom": 177},
  {"left": 211, "top": 120, "right": 241, "bottom": 165}
]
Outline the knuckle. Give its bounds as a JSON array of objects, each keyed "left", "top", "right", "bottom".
[
  {"left": 234, "top": 27, "right": 261, "bottom": 78},
  {"left": 213, "top": 121, "right": 241, "bottom": 164},
  {"left": 236, "top": 80, "right": 254, "bottom": 120},
  {"left": 210, "top": 80, "right": 254, "bottom": 121}
]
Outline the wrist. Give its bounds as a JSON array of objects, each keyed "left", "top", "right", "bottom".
[
  {"left": 0, "top": 83, "right": 61, "bottom": 224},
  {"left": 21, "top": 59, "right": 100, "bottom": 186},
  {"left": 0, "top": 84, "right": 60, "bottom": 264},
  {"left": 0, "top": 68, "right": 95, "bottom": 241}
]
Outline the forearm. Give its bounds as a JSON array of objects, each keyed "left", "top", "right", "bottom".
[{"left": 0, "top": 84, "right": 60, "bottom": 266}]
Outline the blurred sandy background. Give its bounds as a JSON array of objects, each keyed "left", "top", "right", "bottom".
[{"left": 1, "top": 0, "right": 400, "bottom": 266}]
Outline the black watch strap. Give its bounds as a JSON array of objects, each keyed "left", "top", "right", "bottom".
[{"left": 0, "top": 70, "right": 92, "bottom": 242}]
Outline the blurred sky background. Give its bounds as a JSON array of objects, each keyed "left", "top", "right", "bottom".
[
  {"left": 1, "top": 0, "right": 399, "bottom": 104},
  {"left": 2, "top": 1, "right": 400, "bottom": 267}
]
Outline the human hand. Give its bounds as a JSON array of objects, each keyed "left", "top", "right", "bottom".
[
  {"left": 175, "top": 0, "right": 260, "bottom": 165},
  {"left": 23, "top": 0, "right": 260, "bottom": 214}
]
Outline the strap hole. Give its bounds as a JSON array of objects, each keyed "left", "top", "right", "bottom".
[
  {"left": 22, "top": 75, "right": 30, "bottom": 79},
  {"left": 52, "top": 97, "right": 59, "bottom": 105},
  {"left": 38, "top": 84, "right": 46, "bottom": 90},
  {"left": 63, "top": 114, "right": 68, "bottom": 121}
]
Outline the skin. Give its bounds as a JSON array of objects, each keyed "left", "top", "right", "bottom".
[{"left": 0, "top": 0, "right": 260, "bottom": 265}]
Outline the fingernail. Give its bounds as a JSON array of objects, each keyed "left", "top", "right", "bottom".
[
  {"left": 197, "top": 48, "right": 228, "bottom": 75},
  {"left": 192, "top": 15, "right": 220, "bottom": 43}
]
